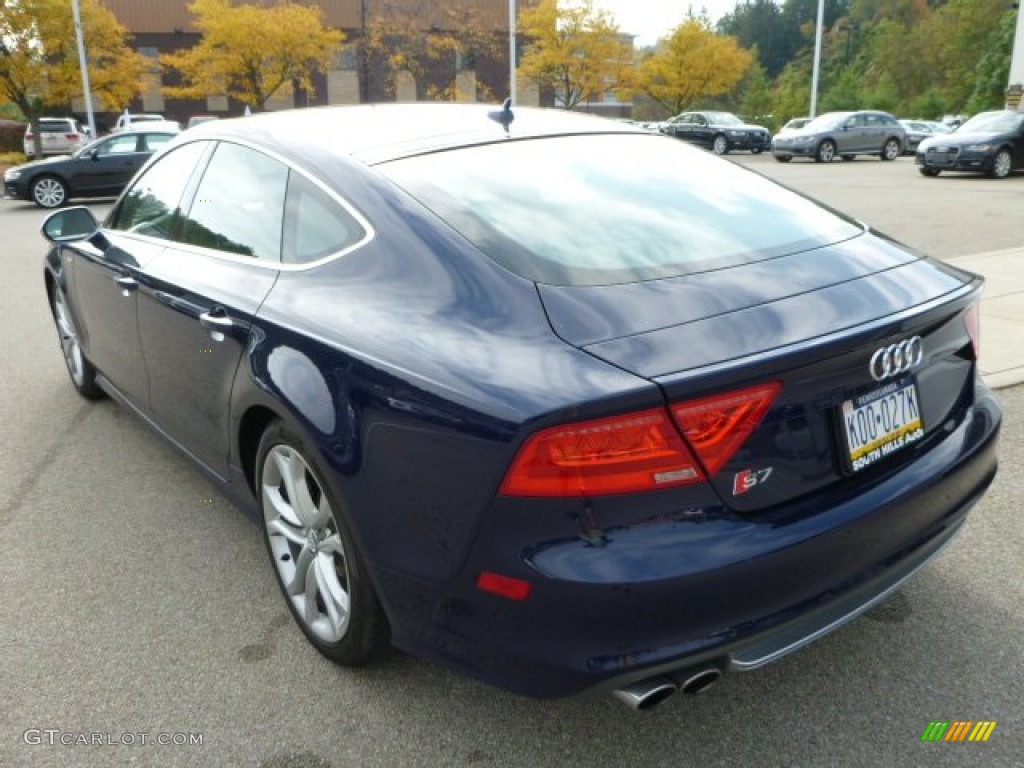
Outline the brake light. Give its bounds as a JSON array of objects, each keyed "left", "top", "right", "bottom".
[
  {"left": 65, "top": 133, "right": 79, "bottom": 139},
  {"left": 499, "top": 408, "right": 704, "bottom": 497},
  {"left": 669, "top": 382, "right": 781, "bottom": 477},
  {"left": 25, "top": 131, "right": 33, "bottom": 140},
  {"left": 477, "top": 571, "right": 532, "bottom": 601},
  {"left": 964, "top": 303, "right": 980, "bottom": 360}
]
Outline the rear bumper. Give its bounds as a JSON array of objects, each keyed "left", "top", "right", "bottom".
[{"left": 377, "top": 389, "right": 1000, "bottom": 698}]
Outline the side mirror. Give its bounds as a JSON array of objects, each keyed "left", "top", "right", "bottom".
[{"left": 41, "top": 206, "right": 99, "bottom": 243}]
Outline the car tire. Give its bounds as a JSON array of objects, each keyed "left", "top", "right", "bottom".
[
  {"left": 815, "top": 140, "right": 836, "bottom": 163},
  {"left": 919, "top": 167, "right": 941, "bottom": 177},
  {"left": 989, "top": 148, "right": 1012, "bottom": 179},
  {"left": 881, "top": 138, "right": 901, "bottom": 161},
  {"left": 712, "top": 134, "right": 729, "bottom": 155},
  {"left": 257, "top": 420, "right": 387, "bottom": 666},
  {"left": 841, "top": 154, "right": 856, "bottom": 162},
  {"left": 773, "top": 155, "right": 791, "bottom": 163},
  {"left": 750, "top": 146, "right": 763, "bottom": 155},
  {"left": 50, "top": 283, "right": 104, "bottom": 400},
  {"left": 31, "top": 175, "right": 68, "bottom": 209}
]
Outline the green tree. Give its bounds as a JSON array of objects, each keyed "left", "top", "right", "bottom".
[
  {"left": 718, "top": 0, "right": 795, "bottom": 79},
  {"left": 965, "top": 10, "right": 1016, "bottom": 113},
  {"left": 772, "top": 55, "right": 813, "bottom": 123},
  {"left": 739, "top": 59, "right": 775, "bottom": 125},
  {"left": 517, "top": 0, "right": 632, "bottom": 110},
  {"left": 161, "top": 0, "right": 344, "bottom": 111},
  {"left": 0, "top": 0, "right": 147, "bottom": 154},
  {"left": 633, "top": 19, "right": 753, "bottom": 116}
]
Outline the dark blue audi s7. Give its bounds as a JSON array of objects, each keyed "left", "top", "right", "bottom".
[{"left": 40, "top": 104, "right": 1001, "bottom": 709}]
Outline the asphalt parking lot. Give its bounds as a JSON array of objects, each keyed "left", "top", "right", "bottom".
[{"left": 1, "top": 154, "right": 1022, "bottom": 767}]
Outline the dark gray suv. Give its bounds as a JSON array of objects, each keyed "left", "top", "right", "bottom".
[{"left": 771, "top": 110, "right": 906, "bottom": 163}]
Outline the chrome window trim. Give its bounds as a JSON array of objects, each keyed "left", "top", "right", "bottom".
[{"left": 108, "top": 136, "right": 376, "bottom": 272}]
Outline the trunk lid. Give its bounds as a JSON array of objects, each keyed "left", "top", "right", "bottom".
[{"left": 537, "top": 233, "right": 981, "bottom": 512}]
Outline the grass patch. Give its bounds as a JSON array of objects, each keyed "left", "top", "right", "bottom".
[{"left": 0, "top": 151, "right": 27, "bottom": 166}]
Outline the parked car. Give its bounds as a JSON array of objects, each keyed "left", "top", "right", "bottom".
[
  {"left": 771, "top": 110, "right": 906, "bottom": 163},
  {"left": 899, "top": 119, "right": 946, "bottom": 154},
  {"left": 23, "top": 117, "right": 89, "bottom": 158},
  {"left": 916, "top": 110, "right": 1024, "bottom": 179},
  {"left": 660, "top": 111, "right": 771, "bottom": 154},
  {"left": 38, "top": 104, "right": 1000, "bottom": 708},
  {"left": 777, "top": 116, "right": 812, "bottom": 135},
  {"left": 5, "top": 125, "right": 179, "bottom": 208},
  {"left": 112, "top": 113, "right": 171, "bottom": 132}
]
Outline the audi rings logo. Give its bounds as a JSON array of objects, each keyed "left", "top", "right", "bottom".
[{"left": 869, "top": 336, "right": 924, "bottom": 382}]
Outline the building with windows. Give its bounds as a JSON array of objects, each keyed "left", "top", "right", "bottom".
[{"left": 97, "top": 0, "right": 541, "bottom": 127}]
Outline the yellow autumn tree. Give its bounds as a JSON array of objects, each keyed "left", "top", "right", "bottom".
[
  {"left": 161, "top": 0, "right": 344, "bottom": 111},
  {"left": 363, "top": 0, "right": 501, "bottom": 102},
  {"left": 634, "top": 20, "right": 753, "bottom": 116},
  {"left": 517, "top": 0, "right": 633, "bottom": 110},
  {"left": 0, "top": 0, "right": 148, "bottom": 153}
]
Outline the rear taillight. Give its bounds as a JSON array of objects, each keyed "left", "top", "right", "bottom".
[
  {"left": 964, "top": 303, "right": 980, "bottom": 360},
  {"left": 669, "top": 382, "right": 781, "bottom": 477},
  {"left": 499, "top": 382, "right": 781, "bottom": 498},
  {"left": 65, "top": 133, "right": 79, "bottom": 139},
  {"left": 499, "top": 408, "right": 704, "bottom": 497},
  {"left": 25, "top": 132, "right": 33, "bottom": 140}
]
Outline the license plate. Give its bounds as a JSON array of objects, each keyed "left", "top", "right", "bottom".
[{"left": 841, "top": 379, "right": 924, "bottom": 472}]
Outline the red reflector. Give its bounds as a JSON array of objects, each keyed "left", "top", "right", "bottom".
[
  {"left": 964, "top": 303, "right": 980, "bottom": 360},
  {"left": 669, "top": 382, "right": 781, "bottom": 478},
  {"left": 477, "top": 571, "right": 532, "bottom": 601},
  {"left": 499, "top": 408, "right": 704, "bottom": 497}
]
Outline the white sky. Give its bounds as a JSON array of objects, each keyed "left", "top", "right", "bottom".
[{"left": 590, "top": 0, "right": 741, "bottom": 46}]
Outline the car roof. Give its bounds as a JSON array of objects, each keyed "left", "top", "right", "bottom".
[
  {"left": 182, "top": 103, "right": 646, "bottom": 165},
  {"left": 114, "top": 121, "right": 181, "bottom": 134}
]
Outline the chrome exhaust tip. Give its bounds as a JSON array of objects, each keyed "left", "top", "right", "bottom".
[
  {"left": 673, "top": 666, "right": 722, "bottom": 695},
  {"left": 612, "top": 677, "right": 678, "bottom": 710}
]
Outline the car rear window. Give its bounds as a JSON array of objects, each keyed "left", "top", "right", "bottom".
[
  {"left": 377, "top": 134, "right": 863, "bottom": 286},
  {"left": 39, "top": 120, "right": 74, "bottom": 133}
]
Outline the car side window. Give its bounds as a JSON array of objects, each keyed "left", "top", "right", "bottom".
[
  {"left": 109, "top": 141, "right": 210, "bottom": 239},
  {"left": 179, "top": 142, "right": 288, "bottom": 262},
  {"left": 282, "top": 171, "right": 366, "bottom": 265},
  {"left": 143, "top": 133, "right": 174, "bottom": 152},
  {"left": 96, "top": 134, "right": 142, "bottom": 155}
]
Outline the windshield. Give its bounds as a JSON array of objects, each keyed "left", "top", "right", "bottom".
[
  {"left": 707, "top": 112, "right": 744, "bottom": 126},
  {"left": 958, "top": 111, "right": 1024, "bottom": 133},
  {"left": 378, "top": 134, "right": 862, "bottom": 286},
  {"left": 804, "top": 112, "right": 850, "bottom": 131}
]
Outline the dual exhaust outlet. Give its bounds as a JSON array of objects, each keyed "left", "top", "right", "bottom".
[{"left": 613, "top": 665, "right": 723, "bottom": 710}]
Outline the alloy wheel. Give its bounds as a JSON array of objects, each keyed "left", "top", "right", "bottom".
[
  {"left": 32, "top": 177, "right": 66, "bottom": 208},
  {"left": 53, "top": 289, "right": 85, "bottom": 386},
  {"left": 261, "top": 444, "right": 351, "bottom": 643},
  {"left": 992, "top": 149, "right": 1012, "bottom": 179}
]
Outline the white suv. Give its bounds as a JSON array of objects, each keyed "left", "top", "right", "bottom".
[
  {"left": 112, "top": 113, "right": 171, "bottom": 132},
  {"left": 23, "top": 118, "right": 89, "bottom": 158}
]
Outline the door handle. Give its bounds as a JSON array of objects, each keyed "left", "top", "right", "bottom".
[
  {"left": 113, "top": 274, "right": 137, "bottom": 295},
  {"left": 199, "top": 309, "right": 233, "bottom": 341}
]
